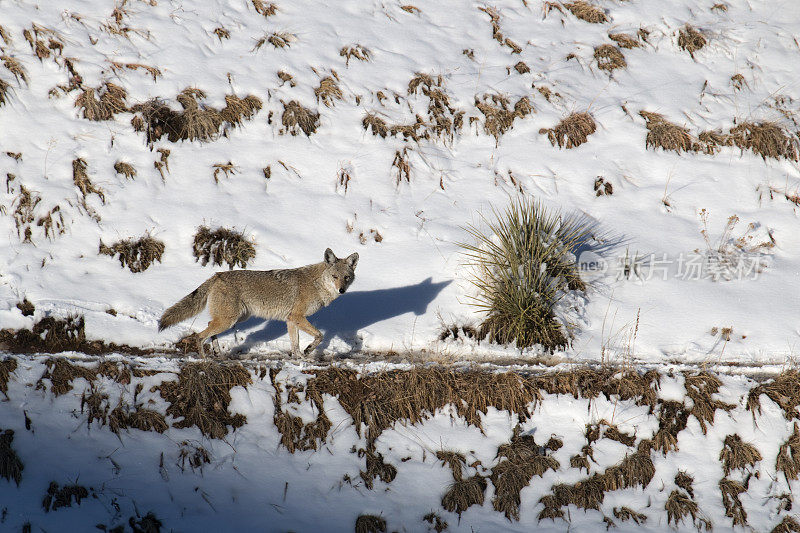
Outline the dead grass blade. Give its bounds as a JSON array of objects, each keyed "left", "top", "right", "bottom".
[
  {"left": 340, "top": 44, "right": 371, "bottom": 65},
  {"left": 719, "top": 434, "right": 762, "bottom": 475},
  {"left": 281, "top": 100, "right": 320, "bottom": 136},
  {"left": 314, "top": 76, "right": 343, "bottom": 107},
  {"left": 678, "top": 24, "right": 707, "bottom": 58},
  {"left": 719, "top": 478, "right": 747, "bottom": 527},
  {"left": 608, "top": 32, "right": 640, "bottom": 49},
  {"left": 73, "top": 157, "right": 105, "bottom": 203},
  {"left": 0, "top": 358, "right": 17, "bottom": 398},
  {"left": 0, "top": 429, "right": 23, "bottom": 485}
]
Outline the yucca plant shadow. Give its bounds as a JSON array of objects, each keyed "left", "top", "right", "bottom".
[{"left": 235, "top": 277, "right": 451, "bottom": 355}]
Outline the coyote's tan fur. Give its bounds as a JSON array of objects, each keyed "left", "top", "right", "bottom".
[{"left": 159, "top": 248, "right": 358, "bottom": 357}]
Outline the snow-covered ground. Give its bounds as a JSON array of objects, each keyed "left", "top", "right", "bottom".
[
  {"left": 1, "top": 355, "right": 799, "bottom": 532},
  {"left": 1, "top": 0, "right": 799, "bottom": 363}
]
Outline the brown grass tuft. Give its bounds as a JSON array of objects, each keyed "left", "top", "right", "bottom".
[
  {"left": 772, "top": 516, "right": 800, "bottom": 533},
  {"left": 720, "top": 434, "right": 762, "bottom": 475},
  {"left": 719, "top": 478, "right": 747, "bottom": 527},
  {"left": 563, "top": 1, "right": 608, "bottom": 23},
  {"left": 212, "top": 161, "right": 238, "bottom": 183},
  {"left": 492, "top": 434, "right": 559, "bottom": 520},
  {"left": 73, "top": 157, "right": 105, "bottom": 203},
  {"left": 192, "top": 225, "right": 256, "bottom": 269},
  {"left": 355, "top": 515, "right": 386, "bottom": 533},
  {"left": 156, "top": 361, "right": 251, "bottom": 439},
  {"left": 114, "top": 161, "right": 137, "bottom": 180},
  {"left": 75, "top": 83, "right": 128, "bottom": 121},
  {"left": 2, "top": 55, "right": 28, "bottom": 84},
  {"left": 665, "top": 489, "right": 711, "bottom": 531},
  {"left": 255, "top": 31, "right": 295, "bottom": 50},
  {"left": 251, "top": 0, "right": 277, "bottom": 17},
  {"left": 0, "top": 429, "right": 23, "bottom": 485},
  {"left": 639, "top": 111, "right": 699, "bottom": 153},
  {"left": 271, "top": 374, "right": 332, "bottom": 453},
  {"left": 684, "top": 371, "right": 735, "bottom": 433},
  {"left": 220, "top": 94, "right": 263, "bottom": 126},
  {"left": 0, "top": 78, "right": 10, "bottom": 106},
  {"left": 363, "top": 113, "right": 389, "bottom": 138},
  {"left": 678, "top": 24, "right": 707, "bottom": 57},
  {"left": 613, "top": 506, "right": 647, "bottom": 524},
  {"left": 178, "top": 441, "right": 212, "bottom": 472},
  {"left": 594, "top": 44, "right": 626, "bottom": 72},
  {"left": 213, "top": 27, "right": 230, "bottom": 41},
  {"left": 476, "top": 94, "right": 533, "bottom": 143},
  {"left": 514, "top": 61, "right": 530, "bottom": 74},
  {"left": 36, "top": 356, "right": 94, "bottom": 396},
  {"left": 730, "top": 121, "right": 799, "bottom": 161},
  {"left": 281, "top": 100, "right": 320, "bottom": 136},
  {"left": 675, "top": 470, "right": 695, "bottom": 498},
  {"left": 540, "top": 111, "right": 596, "bottom": 149},
  {"left": 608, "top": 32, "right": 640, "bottom": 49},
  {"left": 314, "top": 76, "right": 343, "bottom": 107},
  {"left": 392, "top": 147, "right": 412, "bottom": 184},
  {"left": 442, "top": 475, "right": 487, "bottom": 515},
  {"left": 42, "top": 482, "right": 89, "bottom": 512},
  {"left": 0, "top": 358, "right": 17, "bottom": 398},
  {"left": 340, "top": 44, "right": 371, "bottom": 65},
  {"left": 423, "top": 512, "right": 448, "bottom": 532},
  {"left": 777, "top": 423, "right": 800, "bottom": 484},
  {"left": 747, "top": 370, "right": 800, "bottom": 421},
  {"left": 99, "top": 233, "right": 165, "bottom": 273},
  {"left": 731, "top": 73, "right": 746, "bottom": 90}
]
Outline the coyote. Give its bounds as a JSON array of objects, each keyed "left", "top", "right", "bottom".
[{"left": 159, "top": 248, "right": 358, "bottom": 357}]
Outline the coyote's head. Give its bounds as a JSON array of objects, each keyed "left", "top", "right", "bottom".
[{"left": 324, "top": 248, "right": 359, "bottom": 294}]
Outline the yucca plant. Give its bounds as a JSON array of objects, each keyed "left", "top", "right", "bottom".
[{"left": 459, "top": 197, "right": 590, "bottom": 351}]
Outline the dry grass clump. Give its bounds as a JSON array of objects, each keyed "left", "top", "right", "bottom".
[
  {"left": 698, "top": 129, "right": 733, "bottom": 154},
  {"left": 475, "top": 94, "right": 533, "bottom": 143},
  {"left": 271, "top": 372, "right": 332, "bottom": 453},
  {"left": 720, "top": 434, "right": 762, "bottom": 475},
  {"left": 442, "top": 475, "right": 487, "bottom": 516},
  {"left": 678, "top": 24, "right": 707, "bottom": 58},
  {"left": 401, "top": 73, "right": 465, "bottom": 143},
  {"left": 613, "top": 506, "right": 647, "bottom": 524},
  {"left": 73, "top": 157, "right": 106, "bottom": 203},
  {"left": 220, "top": 94, "right": 263, "bottom": 126},
  {"left": 540, "top": 111, "right": 596, "bottom": 148},
  {"left": 109, "top": 61, "right": 162, "bottom": 82},
  {"left": 2, "top": 55, "right": 28, "bottom": 84},
  {"left": 423, "top": 512, "right": 448, "bottom": 532},
  {"left": 563, "top": 1, "right": 608, "bottom": 23},
  {"left": 719, "top": 478, "right": 747, "bottom": 527},
  {"left": 594, "top": 44, "right": 626, "bottom": 72},
  {"left": 192, "top": 225, "right": 256, "bottom": 269},
  {"left": 251, "top": 0, "right": 277, "bottom": 17},
  {"left": 130, "top": 89, "right": 260, "bottom": 144},
  {"left": 42, "top": 482, "right": 89, "bottom": 512},
  {"left": 340, "top": 44, "right": 371, "bottom": 66},
  {"left": 314, "top": 75, "right": 343, "bottom": 107},
  {"left": 639, "top": 111, "right": 699, "bottom": 153},
  {"left": 75, "top": 82, "right": 128, "bottom": 121},
  {"left": 0, "top": 358, "right": 17, "bottom": 398},
  {"left": 114, "top": 161, "right": 136, "bottom": 180},
  {"left": 747, "top": 370, "right": 800, "bottom": 421},
  {"left": 730, "top": 121, "right": 799, "bottom": 161},
  {"left": 99, "top": 233, "right": 165, "bottom": 273},
  {"left": 212, "top": 161, "right": 238, "bottom": 183},
  {"left": 773, "top": 516, "right": 800, "bottom": 533},
  {"left": 178, "top": 441, "right": 212, "bottom": 472},
  {"left": 514, "top": 61, "right": 530, "bottom": 74},
  {"left": 112, "top": 404, "right": 168, "bottom": 434},
  {"left": 491, "top": 434, "right": 560, "bottom": 520},
  {"left": 213, "top": 27, "right": 230, "bottom": 41},
  {"left": 355, "top": 515, "right": 386, "bottom": 533},
  {"left": 36, "top": 356, "right": 95, "bottom": 396},
  {"left": 665, "top": 489, "right": 711, "bottom": 531},
  {"left": 254, "top": 31, "right": 295, "bottom": 50},
  {"left": 608, "top": 32, "right": 641, "bottom": 48},
  {"left": 11, "top": 184, "right": 40, "bottom": 242},
  {"left": 392, "top": 147, "right": 412, "bottom": 184},
  {"left": 594, "top": 177, "right": 613, "bottom": 196},
  {"left": 675, "top": 470, "right": 695, "bottom": 497},
  {"left": 156, "top": 361, "right": 251, "bottom": 439},
  {"left": 0, "top": 318, "right": 150, "bottom": 356},
  {"left": 776, "top": 423, "right": 800, "bottom": 484},
  {"left": 362, "top": 113, "right": 389, "bottom": 138},
  {"left": 281, "top": 100, "right": 320, "bottom": 136},
  {"left": 684, "top": 371, "right": 735, "bottom": 433},
  {"left": 731, "top": 73, "right": 746, "bottom": 90},
  {"left": 0, "top": 78, "right": 10, "bottom": 107},
  {"left": 0, "top": 429, "right": 23, "bottom": 485}
]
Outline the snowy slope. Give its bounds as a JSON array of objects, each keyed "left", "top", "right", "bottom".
[{"left": 1, "top": 0, "right": 800, "bottom": 362}]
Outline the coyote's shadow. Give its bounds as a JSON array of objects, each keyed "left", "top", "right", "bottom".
[{"left": 235, "top": 277, "right": 451, "bottom": 354}]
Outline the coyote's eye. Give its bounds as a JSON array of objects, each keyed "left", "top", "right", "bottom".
[{"left": 333, "top": 274, "right": 339, "bottom": 280}]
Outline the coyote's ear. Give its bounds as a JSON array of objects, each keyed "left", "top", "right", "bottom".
[
  {"left": 346, "top": 252, "right": 359, "bottom": 269},
  {"left": 324, "top": 248, "right": 337, "bottom": 265}
]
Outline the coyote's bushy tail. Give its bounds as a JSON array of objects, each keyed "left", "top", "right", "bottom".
[{"left": 158, "top": 275, "right": 217, "bottom": 331}]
